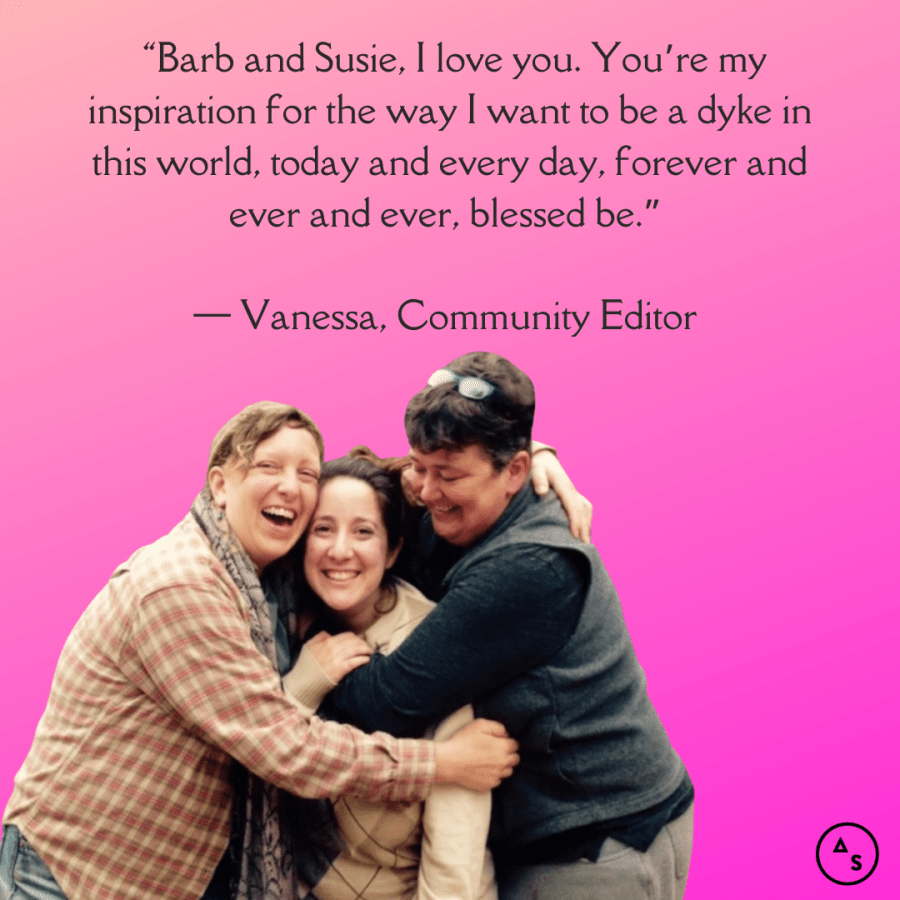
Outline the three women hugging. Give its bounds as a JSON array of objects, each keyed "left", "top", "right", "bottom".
[{"left": 2, "top": 352, "right": 692, "bottom": 900}]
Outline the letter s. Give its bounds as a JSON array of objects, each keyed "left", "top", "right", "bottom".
[
  {"left": 315, "top": 42, "right": 334, "bottom": 72},
  {"left": 851, "top": 854, "right": 862, "bottom": 871},
  {"left": 398, "top": 298, "right": 426, "bottom": 330}
]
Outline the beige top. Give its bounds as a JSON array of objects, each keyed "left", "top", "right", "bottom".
[{"left": 285, "top": 579, "right": 498, "bottom": 900}]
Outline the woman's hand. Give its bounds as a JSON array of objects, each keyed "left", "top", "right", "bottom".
[
  {"left": 434, "top": 719, "right": 519, "bottom": 791},
  {"left": 304, "top": 631, "right": 374, "bottom": 682},
  {"left": 530, "top": 449, "right": 593, "bottom": 542}
]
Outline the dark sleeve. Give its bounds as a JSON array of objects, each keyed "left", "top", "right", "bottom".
[{"left": 325, "top": 546, "right": 587, "bottom": 737}]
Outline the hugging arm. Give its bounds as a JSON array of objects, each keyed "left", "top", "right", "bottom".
[
  {"left": 530, "top": 446, "right": 593, "bottom": 542},
  {"left": 131, "top": 581, "right": 435, "bottom": 803},
  {"left": 326, "top": 549, "right": 585, "bottom": 737}
]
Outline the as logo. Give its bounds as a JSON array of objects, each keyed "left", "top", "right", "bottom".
[{"left": 816, "top": 823, "right": 878, "bottom": 885}]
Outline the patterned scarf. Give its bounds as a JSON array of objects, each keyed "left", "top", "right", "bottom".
[{"left": 192, "top": 489, "right": 344, "bottom": 900}]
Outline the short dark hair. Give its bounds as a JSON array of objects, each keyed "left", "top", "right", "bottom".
[{"left": 404, "top": 351, "right": 535, "bottom": 470}]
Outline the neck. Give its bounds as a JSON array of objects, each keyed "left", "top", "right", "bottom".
[{"left": 340, "top": 588, "right": 387, "bottom": 634}]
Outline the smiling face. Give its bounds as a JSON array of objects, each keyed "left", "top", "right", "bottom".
[
  {"left": 406, "top": 444, "right": 531, "bottom": 547},
  {"left": 303, "top": 476, "right": 401, "bottom": 633},
  {"left": 209, "top": 425, "right": 321, "bottom": 573}
]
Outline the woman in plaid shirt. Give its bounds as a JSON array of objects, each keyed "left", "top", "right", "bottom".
[{"left": 1, "top": 403, "right": 518, "bottom": 900}]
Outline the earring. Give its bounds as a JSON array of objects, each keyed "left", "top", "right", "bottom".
[{"left": 215, "top": 509, "right": 224, "bottom": 522}]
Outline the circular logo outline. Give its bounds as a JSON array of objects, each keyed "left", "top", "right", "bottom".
[{"left": 816, "top": 822, "right": 879, "bottom": 885}]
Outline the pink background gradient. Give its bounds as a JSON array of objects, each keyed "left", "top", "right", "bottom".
[{"left": 1, "top": 0, "right": 897, "bottom": 896}]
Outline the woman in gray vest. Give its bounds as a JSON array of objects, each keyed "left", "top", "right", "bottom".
[{"left": 326, "top": 352, "right": 694, "bottom": 900}]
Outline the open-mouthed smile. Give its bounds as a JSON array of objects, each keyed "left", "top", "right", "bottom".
[
  {"left": 261, "top": 506, "right": 297, "bottom": 526},
  {"left": 321, "top": 570, "right": 360, "bottom": 582}
]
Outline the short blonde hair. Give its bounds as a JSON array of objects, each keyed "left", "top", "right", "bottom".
[{"left": 206, "top": 402, "right": 324, "bottom": 483}]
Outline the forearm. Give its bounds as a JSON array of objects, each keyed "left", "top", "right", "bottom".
[
  {"left": 328, "top": 551, "right": 584, "bottom": 735},
  {"left": 257, "top": 714, "right": 437, "bottom": 804},
  {"left": 282, "top": 642, "right": 338, "bottom": 714}
]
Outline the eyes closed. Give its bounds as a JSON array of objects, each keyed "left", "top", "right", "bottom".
[{"left": 410, "top": 465, "right": 465, "bottom": 483}]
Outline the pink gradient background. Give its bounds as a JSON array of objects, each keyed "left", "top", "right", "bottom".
[{"left": 1, "top": 1, "right": 897, "bottom": 896}]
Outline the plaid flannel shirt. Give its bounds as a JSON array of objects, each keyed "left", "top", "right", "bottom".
[{"left": 4, "top": 515, "right": 435, "bottom": 900}]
